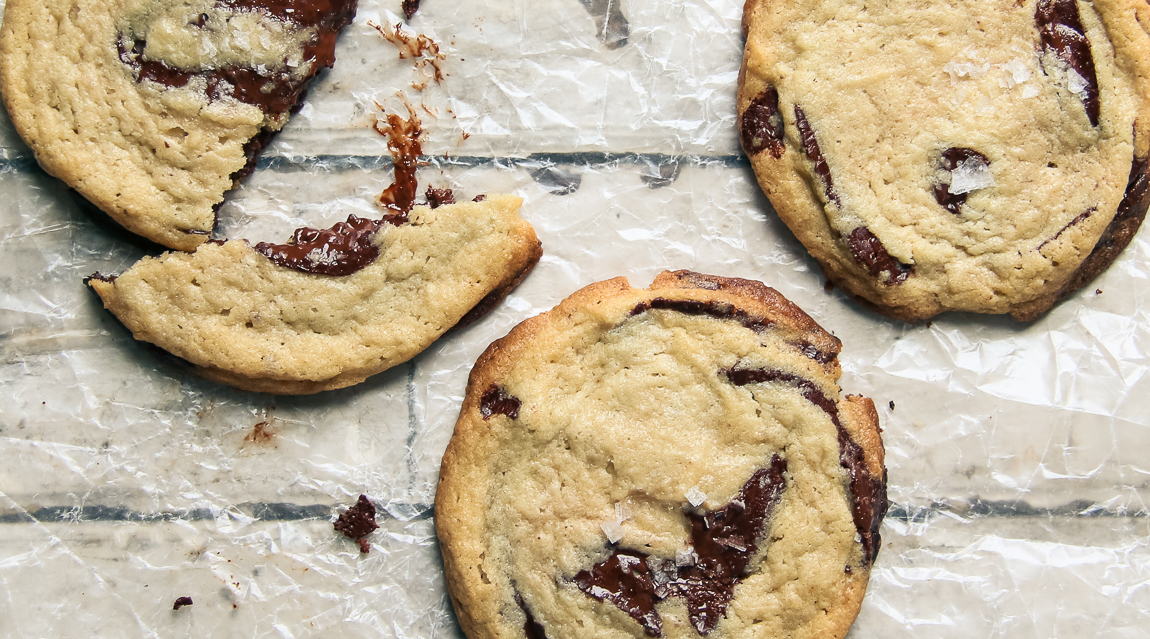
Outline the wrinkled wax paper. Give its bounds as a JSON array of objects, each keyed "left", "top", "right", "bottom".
[{"left": 2, "top": 0, "right": 1149, "bottom": 637}]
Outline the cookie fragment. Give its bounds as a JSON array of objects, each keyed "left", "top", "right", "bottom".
[
  {"left": 0, "top": 0, "right": 358, "bottom": 250},
  {"left": 87, "top": 195, "right": 542, "bottom": 394},
  {"left": 738, "top": 0, "right": 1150, "bottom": 320},
  {"left": 334, "top": 494, "right": 378, "bottom": 553},
  {"left": 436, "top": 271, "right": 886, "bottom": 639}
]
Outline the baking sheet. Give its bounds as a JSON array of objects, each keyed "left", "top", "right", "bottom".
[{"left": 2, "top": 0, "right": 1149, "bottom": 636}]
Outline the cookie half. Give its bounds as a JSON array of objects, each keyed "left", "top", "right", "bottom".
[
  {"left": 738, "top": 0, "right": 1150, "bottom": 321},
  {"left": 88, "top": 195, "right": 541, "bottom": 394},
  {"left": 436, "top": 271, "right": 887, "bottom": 639},
  {"left": 0, "top": 0, "right": 357, "bottom": 251}
]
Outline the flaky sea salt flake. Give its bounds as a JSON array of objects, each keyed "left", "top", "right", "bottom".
[
  {"left": 686, "top": 486, "right": 707, "bottom": 507},
  {"left": 948, "top": 156, "right": 995, "bottom": 195},
  {"left": 601, "top": 520, "right": 624, "bottom": 544},
  {"left": 614, "top": 502, "right": 632, "bottom": 522},
  {"left": 1068, "top": 68, "right": 1088, "bottom": 97}
]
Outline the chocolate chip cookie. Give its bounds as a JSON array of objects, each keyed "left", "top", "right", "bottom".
[
  {"left": 436, "top": 271, "right": 887, "bottom": 639},
  {"left": 738, "top": 0, "right": 1150, "bottom": 321},
  {"left": 87, "top": 195, "right": 542, "bottom": 394},
  {"left": 0, "top": 0, "right": 357, "bottom": 250}
]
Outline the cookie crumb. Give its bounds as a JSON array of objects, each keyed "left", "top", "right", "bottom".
[{"left": 172, "top": 596, "right": 193, "bottom": 610}]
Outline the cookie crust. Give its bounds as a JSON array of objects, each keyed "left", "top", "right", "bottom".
[
  {"left": 88, "top": 195, "right": 541, "bottom": 394},
  {"left": 0, "top": 0, "right": 356, "bottom": 250},
  {"left": 437, "top": 271, "right": 886, "bottom": 639},
  {"left": 738, "top": 0, "right": 1150, "bottom": 321}
]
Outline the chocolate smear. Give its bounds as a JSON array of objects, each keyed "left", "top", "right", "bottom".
[
  {"left": 1036, "top": 0, "right": 1099, "bottom": 126},
  {"left": 741, "top": 86, "right": 785, "bottom": 159},
  {"left": 374, "top": 102, "right": 425, "bottom": 217},
  {"left": 254, "top": 214, "right": 391, "bottom": 276}
]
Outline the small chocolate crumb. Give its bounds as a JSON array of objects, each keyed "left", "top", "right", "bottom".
[
  {"left": 888, "top": 401, "right": 895, "bottom": 411},
  {"left": 1095, "top": 289, "right": 1102, "bottom": 295},
  {"left": 173, "top": 596, "right": 193, "bottom": 610},
  {"left": 425, "top": 185, "right": 456, "bottom": 208},
  {"left": 333, "top": 495, "right": 379, "bottom": 552}
]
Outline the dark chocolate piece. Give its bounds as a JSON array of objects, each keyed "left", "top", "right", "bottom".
[
  {"left": 573, "top": 552, "right": 662, "bottom": 636},
  {"left": 933, "top": 148, "right": 990, "bottom": 214},
  {"left": 573, "top": 456, "right": 789, "bottom": 637},
  {"left": 723, "top": 368, "right": 887, "bottom": 564},
  {"left": 1036, "top": 0, "right": 1099, "bottom": 126},
  {"left": 741, "top": 86, "right": 785, "bottom": 159},
  {"left": 172, "top": 596, "right": 193, "bottom": 610},
  {"left": 846, "top": 227, "right": 913, "bottom": 285},
  {"left": 402, "top": 0, "right": 420, "bottom": 20},
  {"left": 425, "top": 186, "right": 455, "bottom": 208},
  {"left": 793, "top": 105, "right": 840, "bottom": 206},
  {"left": 254, "top": 214, "right": 388, "bottom": 276},
  {"left": 480, "top": 385, "right": 521, "bottom": 420},
  {"left": 333, "top": 495, "right": 379, "bottom": 550}
]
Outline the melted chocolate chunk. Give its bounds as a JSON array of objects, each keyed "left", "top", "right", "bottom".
[
  {"left": 573, "top": 552, "right": 662, "bottom": 636},
  {"left": 375, "top": 107, "right": 424, "bottom": 216},
  {"left": 333, "top": 494, "right": 378, "bottom": 551},
  {"left": 515, "top": 593, "right": 549, "bottom": 639},
  {"left": 793, "top": 105, "right": 840, "bottom": 207},
  {"left": 573, "top": 456, "right": 789, "bottom": 636},
  {"left": 723, "top": 368, "right": 887, "bottom": 564},
  {"left": 254, "top": 214, "right": 389, "bottom": 276},
  {"left": 480, "top": 385, "right": 521, "bottom": 420},
  {"left": 1036, "top": 0, "right": 1099, "bottom": 126},
  {"left": 846, "top": 227, "right": 913, "bottom": 285},
  {"left": 172, "top": 596, "right": 193, "bottom": 610},
  {"left": 402, "top": 0, "right": 420, "bottom": 20},
  {"left": 741, "top": 86, "right": 785, "bottom": 159},
  {"left": 425, "top": 186, "right": 455, "bottom": 208},
  {"left": 934, "top": 148, "right": 990, "bottom": 214},
  {"left": 118, "top": 0, "right": 357, "bottom": 115},
  {"left": 629, "top": 298, "right": 772, "bottom": 333}
]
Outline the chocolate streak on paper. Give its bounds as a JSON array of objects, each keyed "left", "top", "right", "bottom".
[{"left": 374, "top": 105, "right": 424, "bottom": 217}]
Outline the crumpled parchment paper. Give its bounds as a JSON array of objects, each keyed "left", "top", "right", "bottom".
[{"left": 1, "top": 0, "right": 1148, "bottom": 636}]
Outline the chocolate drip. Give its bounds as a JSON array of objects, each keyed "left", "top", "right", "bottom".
[
  {"left": 629, "top": 298, "right": 772, "bottom": 333},
  {"left": 425, "top": 186, "right": 456, "bottom": 209},
  {"left": 846, "top": 227, "right": 913, "bottom": 285},
  {"left": 1036, "top": 0, "right": 1099, "bottom": 126},
  {"left": 741, "top": 86, "right": 785, "bottom": 159},
  {"left": 118, "top": 0, "right": 357, "bottom": 114},
  {"left": 254, "top": 214, "right": 391, "bottom": 276},
  {"left": 402, "top": 0, "right": 421, "bottom": 20},
  {"left": 933, "top": 147, "right": 990, "bottom": 214},
  {"left": 793, "top": 106, "right": 840, "bottom": 207},
  {"left": 480, "top": 385, "right": 521, "bottom": 420},
  {"left": 723, "top": 368, "right": 887, "bottom": 564},
  {"left": 573, "top": 456, "right": 788, "bottom": 637}
]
